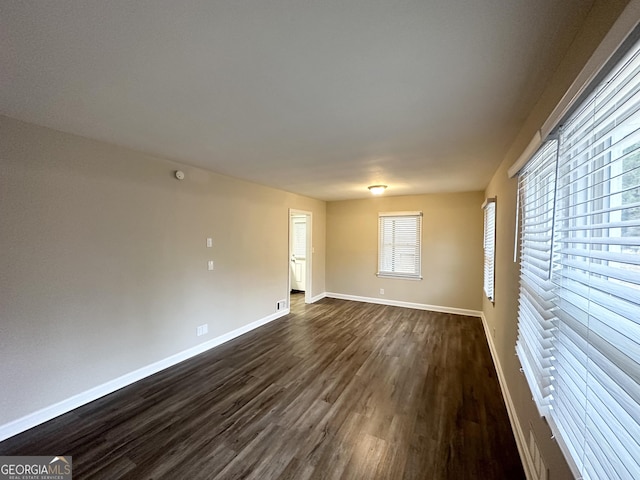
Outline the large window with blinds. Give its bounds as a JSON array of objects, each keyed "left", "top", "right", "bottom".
[
  {"left": 377, "top": 212, "right": 422, "bottom": 279},
  {"left": 515, "top": 36, "right": 640, "bottom": 478}
]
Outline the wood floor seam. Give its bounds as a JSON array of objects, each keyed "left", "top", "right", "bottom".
[{"left": 0, "top": 294, "right": 524, "bottom": 479}]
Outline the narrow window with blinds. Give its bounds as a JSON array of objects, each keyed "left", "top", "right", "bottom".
[
  {"left": 483, "top": 198, "right": 497, "bottom": 301},
  {"left": 515, "top": 140, "right": 559, "bottom": 413},
  {"left": 377, "top": 212, "right": 422, "bottom": 279}
]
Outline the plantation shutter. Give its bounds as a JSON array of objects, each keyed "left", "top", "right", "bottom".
[
  {"left": 377, "top": 212, "right": 422, "bottom": 279},
  {"left": 515, "top": 140, "right": 559, "bottom": 412},
  {"left": 551, "top": 42, "right": 640, "bottom": 478}
]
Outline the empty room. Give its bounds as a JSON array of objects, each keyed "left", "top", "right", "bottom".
[{"left": 1, "top": 1, "right": 639, "bottom": 479}]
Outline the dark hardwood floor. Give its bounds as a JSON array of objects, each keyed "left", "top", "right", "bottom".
[{"left": 0, "top": 295, "right": 525, "bottom": 479}]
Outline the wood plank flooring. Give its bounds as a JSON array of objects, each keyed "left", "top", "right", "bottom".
[{"left": 0, "top": 295, "right": 525, "bottom": 479}]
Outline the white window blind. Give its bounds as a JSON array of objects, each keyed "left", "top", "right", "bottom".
[
  {"left": 551, "top": 41, "right": 640, "bottom": 479},
  {"left": 483, "top": 199, "right": 497, "bottom": 301},
  {"left": 293, "top": 221, "right": 306, "bottom": 258},
  {"left": 516, "top": 35, "right": 640, "bottom": 479},
  {"left": 377, "top": 212, "right": 422, "bottom": 279},
  {"left": 515, "top": 140, "right": 559, "bottom": 413}
]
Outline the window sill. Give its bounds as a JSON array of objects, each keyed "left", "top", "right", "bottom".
[{"left": 376, "top": 273, "right": 423, "bottom": 281}]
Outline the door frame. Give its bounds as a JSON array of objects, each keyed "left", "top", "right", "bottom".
[{"left": 288, "top": 209, "right": 313, "bottom": 305}]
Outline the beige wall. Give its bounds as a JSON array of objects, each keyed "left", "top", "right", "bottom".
[
  {"left": 483, "top": 1, "right": 629, "bottom": 478},
  {"left": 326, "top": 192, "right": 484, "bottom": 312},
  {"left": 0, "top": 115, "right": 326, "bottom": 426},
  {"left": 0, "top": 2, "right": 630, "bottom": 463}
]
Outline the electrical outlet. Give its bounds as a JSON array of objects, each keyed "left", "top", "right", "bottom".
[
  {"left": 197, "top": 324, "right": 208, "bottom": 336},
  {"left": 380, "top": 288, "right": 384, "bottom": 295},
  {"left": 207, "top": 260, "right": 214, "bottom": 271},
  {"left": 276, "top": 300, "right": 287, "bottom": 311},
  {"left": 206, "top": 237, "right": 213, "bottom": 248}
]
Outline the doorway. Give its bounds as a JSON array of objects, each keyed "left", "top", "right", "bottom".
[{"left": 289, "top": 209, "right": 312, "bottom": 306}]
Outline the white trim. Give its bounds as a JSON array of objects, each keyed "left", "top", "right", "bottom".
[
  {"left": 0, "top": 309, "right": 289, "bottom": 442},
  {"left": 309, "top": 292, "right": 327, "bottom": 303},
  {"left": 325, "top": 292, "right": 482, "bottom": 317},
  {"left": 508, "top": 131, "right": 542, "bottom": 179},
  {"left": 480, "top": 313, "right": 535, "bottom": 480},
  {"left": 289, "top": 209, "right": 313, "bottom": 304},
  {"left": 540, "top": 0, "right": 640, "bottom": 139},
  {"left": 481, "top": 196, "right": 496, "bottom": 210},
  {"left": 508, "top": 0, "right": 640, "bottom": 180},
  {"left": 375, "top": 273, "right": 423, "bottom": 281},
  {"left": 378, "top": 211, "right": 423, "bottom": 217}
]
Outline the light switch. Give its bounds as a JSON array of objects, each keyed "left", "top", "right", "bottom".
[
  {"left": 207, "top": 260, "right": 214, "bottom": 271},
  {"left": 206, "top": 238, "right": 213, "bottom": 248}
]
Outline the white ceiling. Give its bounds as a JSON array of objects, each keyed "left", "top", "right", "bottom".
[{"left": 0, "top": 1, "right": 596, "bottom": 200}]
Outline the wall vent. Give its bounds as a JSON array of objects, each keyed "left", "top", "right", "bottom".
[{"left": 528, "top": 426, "right": 548, "bottom": 480}]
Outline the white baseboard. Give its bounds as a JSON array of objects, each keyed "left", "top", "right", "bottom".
[
  {"left": 480, "top": 313, "right": 535, "bottom": 480},
  {"left": 325, "top": 292, "right": 482, "bottom": 317},
  {"left": 0, "top": 308, "right": 289, "bottom": 442},
  {"left": 309, "top": 292, "right": 327, "bottom": 303}
]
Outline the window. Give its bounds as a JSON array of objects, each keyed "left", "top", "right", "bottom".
[
  {"left": 377, "top": 212, "right": 422, "bottom": 279},
  {"left": 515, "top": 140, "right": 559, "bottom": 412},
  {"left": 293, "top": 219, "right": 306, "bottom": 258},
  {"left": 551, "top": 42, "right": 640, "bottom": 478},
  {"left": 515, "top": 37, "right": 640, "bottom": 478},
  {"left": 483, "top": 198, "right": 497, "bottom": 302}
]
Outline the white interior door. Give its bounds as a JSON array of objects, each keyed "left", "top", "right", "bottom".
[{"left": 290, "top": 216, "right": 306, "bottom": 292}]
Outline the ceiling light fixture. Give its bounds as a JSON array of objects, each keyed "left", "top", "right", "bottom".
[{"left": 368, "top": 185, "right": 387, "bottom": 195}]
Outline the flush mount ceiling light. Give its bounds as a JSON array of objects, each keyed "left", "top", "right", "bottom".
[{"left": 368, "top": 185, "right": 387, "bottom": 195}]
